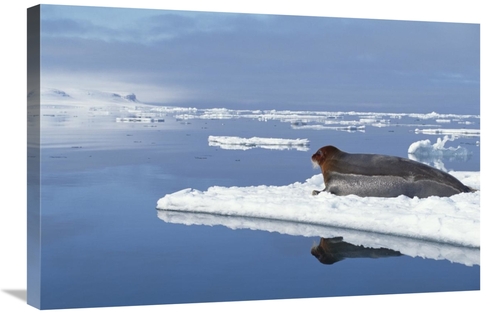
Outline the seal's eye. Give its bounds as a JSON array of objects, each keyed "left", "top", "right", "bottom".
[{"left": 316, "top": 150, "right": 322, "bottom": 156}]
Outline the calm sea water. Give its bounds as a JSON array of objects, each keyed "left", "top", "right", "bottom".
[{"left": 37, "top": 105, "right": 480, "bottom": 309}]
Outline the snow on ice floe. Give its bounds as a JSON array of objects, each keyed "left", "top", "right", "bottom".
[
  {"left": 157, "top": 171, "right": 480, "bottom": 251},
  {"left": 208, "top": 136, "right": 310, "bottom": 151}
]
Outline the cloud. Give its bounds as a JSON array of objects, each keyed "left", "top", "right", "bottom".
[{"left": 40, "top": 5, "right": 480, "bottom": 113}]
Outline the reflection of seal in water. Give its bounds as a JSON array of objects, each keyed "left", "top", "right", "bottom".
[
  {"left": 311, "top": 145, "right": 475, "bottom": 198},
  {"left": 311, "top": 237, "right": 403, "bottom": 265}
]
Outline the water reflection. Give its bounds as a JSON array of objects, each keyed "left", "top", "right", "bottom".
[
  {"left": 311, "top": 237, "right": 402, "bottom": 265},
  {"left": 408, "top": 150, "right": 473, "bottom": 172},
  {"left": 157, "top": 209, "right": 479, "bottom": 267}
]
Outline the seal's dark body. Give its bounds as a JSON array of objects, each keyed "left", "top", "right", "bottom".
[{"left": 312, "top": 146, "right": 474, "bottom": 198}]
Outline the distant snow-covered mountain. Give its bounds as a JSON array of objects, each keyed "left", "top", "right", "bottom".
[{"left": 33, "top": 87, "right": 144, "bottom": 106}]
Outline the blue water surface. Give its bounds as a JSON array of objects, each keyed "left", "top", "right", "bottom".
[{"left": 38, "top": 108, "right": 480, "bottom": 309}]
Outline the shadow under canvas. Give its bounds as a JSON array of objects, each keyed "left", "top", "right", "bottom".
[{"left": 3, "top": 290, "right": 28, "bottom": 303}]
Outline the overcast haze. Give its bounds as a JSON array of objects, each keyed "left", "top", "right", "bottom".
[{"left": 40, "top": 5, "right": 480, "bottom": 114}]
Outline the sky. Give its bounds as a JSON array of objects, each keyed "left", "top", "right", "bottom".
[{"left": 39, "top": 4, "right": 480, "bottom": 114}]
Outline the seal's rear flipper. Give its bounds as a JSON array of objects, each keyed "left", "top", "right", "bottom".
[{"left": 467, "top": 186, "right": 478, "bottom": 192}]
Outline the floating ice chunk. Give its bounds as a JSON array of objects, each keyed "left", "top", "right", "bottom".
[
  {"left": 408, "top": 135, "right": 471, "bottom": 157},
  {"left": 116, "top": 117, "right": 165, "bottom": 123},
  {"left": 291, "top": 124, "right": 366, "bottom": 132},
  {"left": 408, "top": 136, "right": 472, "bottom": 170},
  {"left": 208, "top": 136, "right": 310, "bottom": 151},
  {"left": 415, "top": 128, "right": 480, "bottom": 137}
]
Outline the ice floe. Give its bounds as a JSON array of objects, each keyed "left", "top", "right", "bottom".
[
  {"left": 157, "top": 172, "right": 479, "bottom": 249},
  {"left": 208, "top": 136, "right": 310, "bottom": 151}
]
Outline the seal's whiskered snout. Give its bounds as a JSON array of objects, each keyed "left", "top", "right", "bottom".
[
  {"left": 312, "top": 159, "right": 319, "bottom": 169},
  {"left": 311, "top": 150, "right": 322, "bottom": 169}
]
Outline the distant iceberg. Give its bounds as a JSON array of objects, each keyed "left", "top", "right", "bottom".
[
  {"left": 408, "top": 135, "right": 471, "bottom": 158},
  {"left": 408, "top": 136, "right": 473, "bottom": 171}
]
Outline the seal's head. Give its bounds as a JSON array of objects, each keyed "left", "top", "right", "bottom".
[
  {"left": 310, "top": 237, "right": 345, "bottom": 265},
  {"left": 311, "top": 145, "right": 341, "bottom": 171}
]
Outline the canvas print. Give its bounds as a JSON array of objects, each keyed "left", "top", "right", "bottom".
[{"left": 27, "top": 4, "right": 480, "bottom": 310}]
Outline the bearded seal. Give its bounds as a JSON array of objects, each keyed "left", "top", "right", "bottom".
[{"left": 311, "top": 145, "right": 475, "bottom": 198}]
